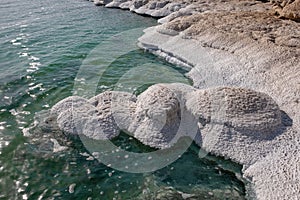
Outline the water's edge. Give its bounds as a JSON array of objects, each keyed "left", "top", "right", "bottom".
[{"left": 86, "top": 1, "right": 300, "bottom": 200}]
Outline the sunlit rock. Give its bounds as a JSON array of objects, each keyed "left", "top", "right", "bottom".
[{"left": 186, "top": 87, "right": 282, "bottom": 139}]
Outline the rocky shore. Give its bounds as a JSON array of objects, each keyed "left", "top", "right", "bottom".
[{"left": 61, "top": 0, "right": 299, "bottom": 199}]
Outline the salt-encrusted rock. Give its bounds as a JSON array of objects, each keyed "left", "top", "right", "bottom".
[
  {"left": 244, "top": 141, "right": 300, "bottom": 200},
  {"left": 129, "top": 0, "right": 149, "bottom": 10},
  {"left": 127, "top": 83, "right": 200, "bottom": 149},
  {"left": 53, "top": 85, "right": 280, "bottom": 150},
  {"left": 88, "top": 91, "right": 137, "bottom": 133},
  {"left": 150, "top": 3, "right": 181, "bottom": 17},
  {"left": 185, "top": 86, "right": 284, "bottom": 166},
  {"left": 94, "top": 0, "right": 104, "bottom": 6},
  {"left": 186, "top": 87, "right": 282, "bottom": 139},
  {"left": 50, "top": 96, "right": 88, "bottom": 116},
  {"left": 132, "top": 0, "right": 178, "bottom": 17},
  {"left": 105, "top": 0, "right": 128, "bottom": 8},
  {"left": 52, "top": 91, "right": 136, "bottom": 140},
  {"left": 161, "top": 83, "right": 196, "bottom": 99},
  {"left": 93, "top": 0, "right": 113, "bottom": 6},
  {"left": 56, "top": 102, "right": 99, "bottom": 136},
  {"left": 158, "top": 9, "right": 192, "bottom": 24},
  {"left": 136, "top": 5, "right": 299, "bottom": 198},
  {"left": 160, "top": 83, "right": 201, "bottom": 144},
  {"left": 119, "top": 1, "right": 133, "bottom": 9},
  {"left": 272, "top": 0, "right": 300, "bottom": 21},
  {"left": 128, "top": 84, "right": 183, "bottom": 149}
]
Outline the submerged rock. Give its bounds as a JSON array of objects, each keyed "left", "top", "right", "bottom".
[{"left": 153, "top": 187, "right": 183, "bottom": 200}]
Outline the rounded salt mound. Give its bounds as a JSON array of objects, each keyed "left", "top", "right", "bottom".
[
  {"left": 52, "top": 91, "right": 137, "bottom": 140},
  {"left": 88, "top": 91, "right": 137, "bottom": 134},
  {"left": 128, "top": 84, "right": 183, "bottom": 149},
  {"left": 186, "top": 87, "right": 282, "bottom": 139},
  {"left": 50, "top": 96, "right": 88, "bottom": 116}
]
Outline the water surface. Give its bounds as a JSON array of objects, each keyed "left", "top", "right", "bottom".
[{"left": 0, "top": 0, "right": 246, "bottom": 199}]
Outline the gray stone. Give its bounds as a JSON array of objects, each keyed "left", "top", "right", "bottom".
[{"left": 131, "top": 0, "right": 149, "bottom": 9}]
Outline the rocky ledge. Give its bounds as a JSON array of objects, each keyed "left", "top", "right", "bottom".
[
  {"left": 91, "top": 0, "right": 300, "bottom": 21},
  {"left": 67, "top": 0, "right": 299, "bottom": 199}
]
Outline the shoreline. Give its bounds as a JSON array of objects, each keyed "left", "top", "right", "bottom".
[
  {"left": 138, "top": 27, "right": 298, "bottom": 199},
  {"left": 86, "top": 0, "right": 300, "bottom": 199}
]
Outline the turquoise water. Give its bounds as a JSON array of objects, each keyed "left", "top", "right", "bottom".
[{"left": 0, "top": 0, "right": 246, "bottom": 199}]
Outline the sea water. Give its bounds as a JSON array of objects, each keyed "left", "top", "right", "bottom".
[{"left": 0, "top": 0, "right": 246, "bottom": 199}]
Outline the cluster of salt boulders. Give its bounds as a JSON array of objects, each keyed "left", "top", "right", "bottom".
[
  {"left": 92, "top": 0, "right": 186, "bottom": 17},
  {"left": 92, "top": 0, "right": 300, "bottom": 22},
  {"left": 50, "top": 83, "right": 282, "bottom": 150}
]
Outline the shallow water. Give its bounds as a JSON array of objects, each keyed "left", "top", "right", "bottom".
[{"left": 0, "top": 0, "right": 246, "bottom": 199}]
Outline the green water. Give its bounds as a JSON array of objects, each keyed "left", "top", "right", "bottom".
[{"left": 0, "top": 0, "right": 246, "bottom": 199}]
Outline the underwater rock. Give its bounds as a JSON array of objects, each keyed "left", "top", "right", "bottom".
[{"left": 154, "top": 187, "right": 183, "bottom": 200}]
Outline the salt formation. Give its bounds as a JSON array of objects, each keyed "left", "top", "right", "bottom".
[
  {"left": 186, "top": 87, "right": 282, "bottom": 139},
  {"left": 51, "top": 91, "right": 136, "bottom": 140},
  {"left": 88, "top": 91, "right": 137, "bottom": 134},
  {"left": 51, "top": 84, "right": 282, "bottom": 149},
  {"left": 50, "top": 83, "right": 289, "bottom": 199},
  {"left": 128, "top": 83, "right": 198, "bottom": 149}
]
